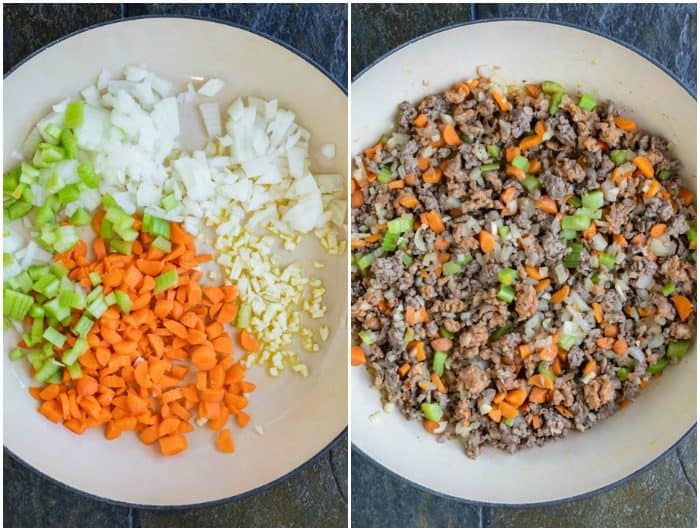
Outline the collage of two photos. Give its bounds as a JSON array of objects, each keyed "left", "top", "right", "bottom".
[{"left": 3, "top": 2, "right": 697, "bottom": 528}]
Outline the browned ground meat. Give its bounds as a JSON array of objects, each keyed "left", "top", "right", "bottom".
[{"left": 352, "top": 76, "right": 696, "bottom": 458}]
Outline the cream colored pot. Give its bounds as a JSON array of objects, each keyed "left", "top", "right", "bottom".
[
  {"left": 4, "top": 17, "right": 347, "bottom": 507},
  {"left": 351, "top": 20, "right": 696, "bottom": 505}
]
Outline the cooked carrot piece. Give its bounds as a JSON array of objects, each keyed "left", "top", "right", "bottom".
[
  {"left": 159, "top": 434, "right": 188, "bottom": 456},
  {"left": 216, "top": 429, "right": 235, "bottom": 453}
]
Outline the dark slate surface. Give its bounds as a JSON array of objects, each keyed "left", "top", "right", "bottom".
[
  {"left": 3, "top": 3, "right": 347, "bottom": 528},
  {"left": 350, "top": 3, "right": 697, "bottom": 528}
]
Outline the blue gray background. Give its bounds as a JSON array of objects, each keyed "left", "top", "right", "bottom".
[
  {"left": 351, "top": 2, "right": 696, "bottom": 528},
  {"left": 3, "top": 3, "right": 347, "bottom": 528}
]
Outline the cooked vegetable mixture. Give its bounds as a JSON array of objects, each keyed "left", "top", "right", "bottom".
[{"left": 351, "top": 76, "right": 696, "bottom": 457}]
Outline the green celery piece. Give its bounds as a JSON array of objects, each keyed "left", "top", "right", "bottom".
[
  {"left": 28, "top": 264, "right": 50, "bottom": 281},
  {"left": 8, "top": 272, "right": 33, "bottom": 293},
  {"left": 599, "top": 252, "right": 616, "bottom": 269},
  {"left": 50, "top": 262, "right": 69, "bottom": 278},
  {"left": 661, "top": 282, "right": 675, "bottom": 296},
  {"left": 70, "top": 207, "right": 91, "bottom": 226},
  {"left": 439, "top": 326, "right": 455, "bottom": 339},
  {"left": 72, "top": 314, "right": 94, "bottom": 337},
  {"left": 100, "top": 218, "right": 115, "bottom": 239},
  {"left": 60, "top": 129, "right": 78, "bottom": 159},
  {"left": 114, "top": 290, "right": 132, "bottom": 314},
  {"left": 381, "top": 231, "right": 399, "bottom": 252},
  {"left": 387, "top": 215, "right": 413, "bottom": 234},
  {"left": 561, "top": 214, "right": 590, "bottom": 232},
  {"left": 538, "top": 362, "right": 556, "bottom": 381},
  {"left": 53, "top": 225, "right": 79, "bottom": 253},
  {"left": 558, "top": 335, "right": 577, "bottom": 351},
  {"left": 43, "top": 123, "right": 62, "bottom": 144},
  {"left": 442, "top": 261, "right": 461, "bottom": 276},
  {"left": 497, "top": 284, "right": 515, "bottom": 303},
  {"left": 161, "top": 194, "right": 178, "bottom": 211},
  {"left": 68, "top": 362, "right": 83, "bottom": 380},
  {"left": 615, "top": 367, "right": 629, "bottom": 381},
  {"left": 522, "top": 175, "right": 541, "bottom": 192},
  {"left": 151, "top": 236, "right": 172, "bottom": 253},
  {"left": 498, "top": 267, "right": 517, "bottom": 285},
  {"left": 549, "top": 92, "right": 563, "bottom": 115},
  {"left": 29, "top": 304, "right": 45, "bottom": 319},
  {"left": 4, "top": 166, "right": 21, "bottom": 192},
  {"left": 657, "top": 170, "right": 672, "bottom": 181},
  {"left": 43, "top": 298, "right": 70, "bottom": 321},
  {"left": 31, "top": 316, "right": 44, "bottom": 344},
  {"left": 582, "top": 190, "right": 604, "bottom": 210},
  {"left": 62, "top": 337, "right": 88, "bottom": 366},
  {"left": 86, "top": 286, "right": 103, "bottom": 304},
  {"left": 648, "top": 359, "right": 669, "bottom": 375},
  {"left": 421, "top": 402, "right": 443, "bottom": 422},
  {"left": 5, "top": 200, "right": 32, "bottom": 220},
  {"left": 142, "top": 213, "right": 171, "bottom": 239},
  {"left": 489, "top": 321, "right": 513, "bottom": 341},
  {"left": 432, "top": 351, "right": 448, "bottom": 377},
  {"left": 34, "top": 359, "right": 61, "bottom": 383},
  {"left": 3, "top": 288, "right": 34, "bottom": 320},
  {"left": 57, "top": 183, "right": 81, "bottom": 204},
  {"left": 89, "top": 272, "right": 102, "bottom": 287},
  {"left": 154, "top": 270, "right": 179, "bottom": 293},
  {"left": 609, "top": 150, "right": 627, "bottom": 166},
  {"left": 27, "top": 351, "right": 47, "bottom": 371},
  {"left": 9, "top": 347, "right": 24, "bottom": 361},
  {"left": 86, "top": 297, "right": 108, "bottom": 319},
  {"left": 42, "top": 326, "right": 66, "bottom": 347},
  {"left": 104, "top": 292, "right": 117, "bottom": 306},
  {"left": 377, "top": 165, "right": 393, "bottom": 183},
  {"left": 486, "top": 145, "right": 500, "bottom": 159},
  {"left": 357, "top": 253, "right": 376, "bottom": 272},
  {"left": 35, "top": 203, "right": 56, "bottom": 228},
  {"left": 358, "top": 330, "right": 375, "bottom": 345},
  {"left": 64, "top": 101, "right": 84, "bottom": 129},
  {"left": 77, "top": 161, "right": 99, "bottom": 188},
  {"left": 578, "top": 93, "right": 597, "bottom": 111},
  {"left": 480, "top": 163, "right": 500, "bottom": 172},
  {"left": 109, "top": 239, "right": 132, "bottom": 255},
  {"left": 498, "top": 225, "right": 510, "bottom": 241},
  {"left": 541, "top": 81, "right": 565, "bottom": 94},
  {"left": 511, "top": 155, "right": 529, "bottom": 172},
  {"left": 667, "top": 341, "right": 690, "bottom": 358},
  {"left": 58, "top": 290, "right": 86, "bottom": 310}
]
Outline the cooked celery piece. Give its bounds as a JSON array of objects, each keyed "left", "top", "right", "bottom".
[
  {"left": 357, "top": 253, "right": 376, "bottom": 272},
  {"left": 8, "top": 272, "right": 33, "bottom": 293},
  {"left": 558, "top": 335, "right": 577, "bottom": 351},
  {"left": 657, "top": 169, "right": 672, "bottom": 181},
  {"left": 421, "top": 402, "right": 443, "bottom": 422},
  {"left": 486, "top": 144, "right": 500, "bottom": 159},
  {"left": 154, "top": 270, "right": 179, "bottom": 293},
  {"left": 548, "top": 92, "right": 563, "bottom": 115},
  {"left": 235, "top": 303, "right": 252, "bottom": 329},
  {"left": 358, "top": 330, "right": 375, "bottom": 345},
  {"left": 439, "top": 326, "right": 455, "bottom": 339},
  {"left": 498, "top": 267, "right": 517, "bottom": 286},
  {"left": 382, "top": 231, "right": 400, "bottom": 252},
  {"left": 43, "top": 298, "right": 70, "bottom": 322},
  {"left": 609, "top": 150, "right": 627, "bottom": 166},
  {"left": 496, "top": 284, "right": 515, "bottom": 303},
  {"left": 615, "top": 367, "right": 629, "bottom": 381},
  {"left": 498, "top": 225, "right": 510, "bottom": 241},
  {"left": 541, "top": 80, "right": 565, "bottom": 94},
  {"left": 561, "top": 214, "right": 590, "bottom": 232},
  {"left": 432, "top": 351, "right": 448, "bottom": 377},
  {"left": 511, "top": 155, "right": 529, "bottom": 172},
  {"left": 582, "top": 190, "right": 604, "bottom": 210},
  {"left": 538, "top": 362, "right": 556, "bottom": 381},
  {"left": 64, "top": 101, "right": 84, "bottom": 129},
  {"left": 442, "top": 261, "right": 461, "bottom": 276},
  {"left": 5, "top": 200, "right": 32, "bottom": 220},
  {"left": 109, "top": 239, "right": 132, "bottom": 255},
  {"left": 4, "top": 288, "right": 34, "bottom": 320},
  {"left": 578, "top": 93, "right": 597, "bottom": 111},
  {"left": 9, "top": 348, "right": 24, "bottom": 361},
  {"left": 77, "top": 160, "right": 99, "bottom": 188},
  {"left": 647, "top": 359, "right": 669, "bottom": 374},
  {"left": 387, "top": 215, "right": 413, "bottom": 234},
  {"left": 564, "top": 243, "right": 583, "bottom": 269},
  {"left": 599, "top": 252, "right": 616, "bottom": 269},
  {"left": 661, "top": 282, "right": 675, "bottom": 296},
  {"left": 377, "top": 165, "right": 393, "bottom": 183},
  {"left": 522, "top": 175, "right": 541, "bottom": 192},
  {"left": 480, "top": 163, "right": 500, "bottom": 172},
  {"left": 667, "top": 341, "right": 690, "bottom": 358}
]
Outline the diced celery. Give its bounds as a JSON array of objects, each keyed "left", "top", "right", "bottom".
[
  {"left": 667, "top": 341, "right": 690, "bottom": 358},
  {"left": 387, "top": 215, "right": 413, "bottom": 234},
  {"left": 89, "top": 272, "right": 102, "bottom": 286},
  {"left": 28, "top": 304, "right": 45, "bottom": 319},
  {"left": 43, "top": 298, "right": 70, "bottom": 321},
  {"left": 439, "top": 326, "right": 455, "bottom": 339},
  {"left": 100, "top": 218, "right": 115, "bottom": 239},
  {"left": 3, "top": 288, "right": 34, "bottom": 320},
  {"left": 68, "top": 362, "right": 83, "bottom": 379},
  {"left": 647, "top": 359, "right": 668, "bottom": 374},
  {"left": 561, "top": 214, "right": 590, "bottom": 232},
  {"left": 381, "top": 231, "right": 399, "bottom": 252},
  {"left": 109, "top": 239, "right": 132, "bottom": 255},
  {"left": 43, "top": 326, "right": 66, "bottom": 347},
  {"left": 8, "top": 272, "right": 33, "bottom": 293},
  {"left": 5, "top": 199, "right": 32, "bottom": 220},
  {"left": 599, "top": 252, "right": 616, "bottom": 269},
  {"left": 9, "top": 347, "right": 24, "bottom": 361},
  {"left": 497, "top": 284, "right": 515, "bottom": 303},
  {"left": 58, "top": 290, "right": 86, "bottom": 310},
  {"left": 558, "top": 335, "right": 577, "bottom": 351},
  {"left": 498, "top": 267, "right": 517, "bottom": 285},
  {"left": 582, "top": 190, "right": 604, "bottom": 210},
  {"left": 357, "top": 253, "right": 376, "bottom": 272},
  {"left": 72, "top": 314, "right": 93, "bottom": 337},
  {"left": 521, "top": 175, "right": 541, "bottom": 192},
  {"left": 662, "top": 282, "right": 675, "bottom": 296},
  {"left": 432, "top": 351, "right": 448, "bottom": 377},
  {"left": 142, "top": 213, "right": 171, "bottom": 239},
  {"left": 578, "top": 93, "right": 597, "bottom": 111},
  {"left": 498, "top": 225, "right": 510, "bottom": 241},
  {"left": 377, "top": 165, "right": 393, "bottom": 183},
  {"left": 86, "top": 297, "right": 108, "bottom": 319},
  {"left": 480, "top": 163, "right": 500, "bottom": 172},
  {"left": 64, "top": 101, "right": 84, "bottom": 129},
  {"left": 511, "top": 155, "right": 529, "bottom": 172},
  {"left": 77, "top": 160, "right": 99, "bottom": 188},
  {"left": 86, "top": 286, "right": 102, "bottom": 304},
  {"left": 60, "top": 129, "right": 78, "bottom": 159},
  {"left": 541, "top": 81, "right": 565, "bottom": 94},
  {"left": 62, "top": 337, "right": 88, "bottom": 366},
  {"left": 53, "top": 225, "right": 79, "bottom": 253},
  {"left": 609, "top": 150, "right": 627, "bottom": 166},
  {"left": 34, "top": 359, "right": 61, "bottom": 383},
  {"left": 442, "top": 261, "right": 461, "bottom": 276},
  {"left": 486, "top": 145, "right": 500, "bottom": 159},
  {"left": 28, "top": 265, "right": 50, "bottom": 281},
  {"left": 549, "top": 92, "right": 563, "bottom": 115},
  {"left": 358, "top": 330, "right": 375, "bottom": 345},
  {"left": 421, "top": 402, "right": 443, "bottom": 422},
  {"left": 114, "top": 290, "right": 132, "bottom": 314},
  {"left": 154, "top": 270, "right": 179, "bottom": 293},
  {"left": 4, "top": 166, "right": 21, "bottom": 192},
  {"left": 151, "top": 236, "right": 172, "bottom": 253},
  {"left": 616, "top": 367, "right": 629, "bottom": 381},
  {"left": 104, "top": 292, "right": 116, "bottom": 306},
  {"left": 33, "top": 274, "right": 60, "bottom": 298},
  {"left": 70, "top": 207, "right": 91, "bottom": 226},
  {"left": 161, "top": 193, "right": 178, "bottom": 211},
  {"left": 35, "top": 203, "right": 56, "bottom": 228}
]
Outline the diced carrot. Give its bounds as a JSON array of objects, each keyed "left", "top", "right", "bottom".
[
  {"left": 613, "top": 116, "right": 637, "bottom": 132},
  {"left": 442, "top": 123, "right": 462, "bottom": 146},
  {"left": 671, "top": 295, "right": 693, "bottom": 321},
  {"left": 238, "top": 330, "right": 260, "bottom": 353},
  {"left": 535, "top": 196, "right": 557, "bottom": 214},
  {"left": 478, "top": 230, "right": 495, "bottom": 253},
  {"left": 159, "top": 434, "right": 188, "bottom": 456}
]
